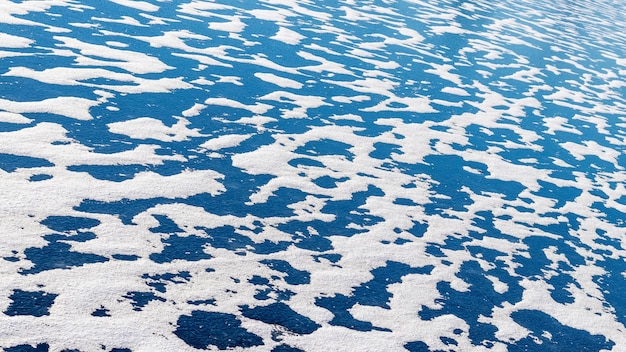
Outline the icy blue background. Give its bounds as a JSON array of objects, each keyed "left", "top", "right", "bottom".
[{"left": 0, "top": 0, "right": 625, "bottom": 351}]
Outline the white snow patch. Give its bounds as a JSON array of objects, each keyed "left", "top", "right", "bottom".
[
  {"left": 441, "top": 86, "right": 471, "bottom": 96},
  {"left": 254, "top": 72, "right": 303, "bottom": 89},
  {"left": 200, "top": 134, "right": 254, "bottom": 151},
  {"left": 209, "top": 16, "right": 246, "bottom": 33},
  {"left": 0, "top": 33, "right": 34, "bottom": 48},
  {"left": 182, "top": 103, "right": 207, "bottom": 117},
  {"left": 271, "top": 26, "right": 305, "bottom": 45},
  {"left": 204, "top": 97, "right": 273, "bottom": 115},
  {"left": 0, "top": 97, "right": 98, "bottom": 120},
  {"left": 107, "top": 117, "right": 202, "bottom": 142},
  {"left": 109, "top": 0, "right": 159, "bottom": 12}
]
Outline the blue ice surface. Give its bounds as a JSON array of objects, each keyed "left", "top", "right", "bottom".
[
  {"left": 4, "top": 344, "right": 50, "bottom": 352},
  {"left": 241, "top": 302, "right": 320, "bottom": 334},
  {"left": 0, "top": 153, "right": 53, "bottom": 172},
  {"left": 174, "top": 311, "right": 263, "bottom": 350},
  {"left": 5, "top": 290, "right": 57, "bottom": 317},
  {"left": 123, "top": 291, "right": 166, "bottom": 311},
  {"left": 21, "top": 240, "right": 108, "bottom": 275},
  {"left": 317, "top": 262, "right": 433, "bottom": 332},
  {"left": 0, "top": 0, "right": 625, "bottom": 350},
  {"left": 40, "top": 216, "right": 101, "bottom": 232},
  {"left": 260, "top": 259, "right": 311, "bottom": 285}
]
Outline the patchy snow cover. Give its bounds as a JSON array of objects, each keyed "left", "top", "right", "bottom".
[{"left": 0, "top": 0, "right": 625, "bottom": 351}]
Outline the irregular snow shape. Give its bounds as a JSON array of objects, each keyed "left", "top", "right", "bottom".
[
  {"left": 109, "top": 0, "right": 159, "bottom": 12},
  {"left": 0, "top": 97, "right": 98, "bottom": 120},
  {"left": 209, "top": 16, "right": 246, "bottom": 33},
  {"left": 204, "top": 97, "right": 273, "bottom": 114},
  {"left": 254, "top": 72, "right": 303, "bottom": 89},
  {"left": 0, "top": 111, "right": 32, "bottom": 124},
  {"left": 54, "top": 36, "right": 172, "bottom": 74},
  {"left": 259, "top": 91, "right": 331, "bottom": 118},
  {"left": 4, "top": 66, "right": 193, "bottom": 94},
  {"left": 0, "top": 33, "right": 34, "bottom": 48},
  {"left": 199, "top": 134, "right": 253, "bottom": 150},
  {"left": 271, "top": 26, "right": 305, "bottom": 45},
  {"left": 107, "top": 117, "right": 202, "bottom": 142},
  {"left": 441, "top": 86, "right": 470, "bottom": 96}
]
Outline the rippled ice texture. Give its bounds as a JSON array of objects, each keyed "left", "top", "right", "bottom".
[{"left": 0, "top": 0, "right": 625, "bottom": 351}]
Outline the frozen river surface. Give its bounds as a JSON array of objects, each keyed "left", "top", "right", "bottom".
[{"left": 0, "top": 0, "right": 625, "bottom": 351}]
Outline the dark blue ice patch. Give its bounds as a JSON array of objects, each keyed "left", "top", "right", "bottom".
[
  {"left": 111, "top": 254, "right": 139, "bottom": 261},
  {"left": 594, "top": 229, "right": 623, "bottom": 252},
  {"left": 393, "top": 197, "right": 418, "bottom": 206},
  {"left": 20, "top": 241, "right": 109, "bottom": 275},
  {"left": 282, "top": 185, "right": 385, "bottom": 243},
  {"left": 41, "top": 215, "right": 101, "bottom": 232},
  {"left": 250, "top": 239, "right": 292, "bottom": 255},
  {"left": 4, "top": 343, "right": 50, "bottom": 352},
  {"left": 5, "top": 289, "right": 57, "bottom": 317},
  {"left": 187, "top": 298, "right": 216, "bottom": 306},
  {"left": 278, "top": 220, "right": 334, "bottom": 252},
  {"left": 253, "top": 286, "right": 295, "bottom": 302},
  {"left": 312, "top": 175, "right": 349, "bottom": 189},
  {"left": 0, "top": 153, "right": 54, "bottom": 172},
  {"left": 420, "top": 260, "right": 523, "bottom": 347},
  {"left": 240, "top": 302, "right": 320, "bottom": 334},
  {"left": 591, "top": 201, "right": 626, "bottom": 227},
  {"left": 43, "top": 231, "right": 96, "bottom": 243},
  {"left": 75, "top": 180, "right": 307, "bottom": 230},
  {"left": 509, "top": 309, "right": 614, "bottom": 351},
  {"left": 313, "top": 253, "right": 342, "bottom": 264},
  {"left": 142, "top": 271, "right": 191, "bottom": 293},
  {"left": 547, "top": 272, "right": 579, "bottom": 304},
  {"left": 353, "top": 120, "right": 394, "bottom": 137},
  {"left": 174, "top": 311, "right": 263, "bottom": 350},
  {"left": 413, "top": 154, "right": 524, "bottom": 214},
  {"left": 29, "top": 174, "right": 52, "bottom": 181},
  {"left": 441, "top": 336, "right": 458, "bottom": 346},
  {"left": 287, "top": 157, "right": 325, "bottom": 168},
  {"left": 316, "top": 261, "right": 433, "bottom": 331},
  {"left": 294, "top": 139, "right": 355, "bottom": 161},
  {"left": 386, "top": 238, "right": 411, "bottom": 245},
  {"left": 149, "top": 234, "right": 212, "bottom": 264},
  {"left": 260, "top": 259, "right": 310, "bottom": 285},
  {"left": 272, "top": 344, "right": 305, "bottom": 352},
  {"left": 512, "top": 235, "right": 584, "bottom": 303},
  {"left": 353, "top": 261, "right": 433, "bottom": 309},
  {"left": 91, "top": 306, "right": 111, "bottom": 317},
  {"left": 0, "top": 122, "right": 31, "bottom": 133},
  {"left": 195, "top": 225, "right": 290, "bottom": 255},
  {"left": 406, "top": 221, "right": 428, "bottom": 238},
  {"left": 123, "top": 291, "right": 166, "bottom": 311},
  {"left": 75, "top": 197, "right": 176, "bottom": 225},
  {"left": 594, "top": 256, "right": 626, "bottom": 327},
  {"left": 248, "top": 274, "right": 295, "bottom": 301},
  {"left": 469, "top": 211, "right": 518, "bottom": 242},
  {"left": 369, "top": 142, "right": 403, "bottom": 160},
  {"left": 258, "top": 187, "right": 311, "bottom": 217},
  {"left": 425, "top": 243, "right": 445, "bottom": 258},
  {"left": 149, "top": 214, "right": 183, "bottom": 234},
  {"left": 404, "top": 341, "right": 429, "bottom": 352},
  {"left": 315, "top": 293, "right": 390, "bottom": 332},
  {"left": 531, "top": 180, "right": 582, "bottom": 209},
  {"left": 196, "top": 225, "right": 253, "bottom": 251},
  {"left": 249, "top": 275, "right": 270, "bottom": 285},
  {"left": 67, "top": 164, "right": 148, "bottom": 182}
]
